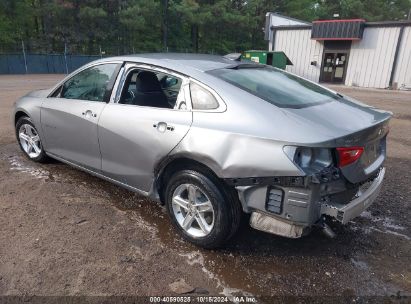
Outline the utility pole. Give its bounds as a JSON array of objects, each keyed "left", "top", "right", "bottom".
[
  {"left": 64, "top": 42, "right": 69, "bottom": 74},
  {"left": 21, "top": 40, "right": 28, "bottom": 74}
]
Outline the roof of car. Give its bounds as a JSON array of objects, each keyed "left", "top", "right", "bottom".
[{"left": 97, "top": 53, "right": 243, "bottom": 75}]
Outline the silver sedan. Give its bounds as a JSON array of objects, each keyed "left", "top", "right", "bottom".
[{"left": 13, "top": 53, "right": 391, "bottom": 248}]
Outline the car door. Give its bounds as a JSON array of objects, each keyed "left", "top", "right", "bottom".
[
  {"left": 98, "top": 64, "right": 192, "bottom": 192},
  {"left": 41, "top": 62, "right": 122, "bottom": 171}
]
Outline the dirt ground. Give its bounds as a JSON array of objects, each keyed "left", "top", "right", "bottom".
[{"left": 0, "top": 75, "right": 410, "bottom": 301}]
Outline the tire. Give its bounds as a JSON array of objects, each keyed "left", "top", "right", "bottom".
[
  {"left": 15, "top": 116, "right": 49, "bottom": 163},
  {"left": 165, "top": 169, "right": 242, "bottom": 249}
]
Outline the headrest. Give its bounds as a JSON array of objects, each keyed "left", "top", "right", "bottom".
[{"left": 136, "top": 71, "right": 162, "bottom": 93}]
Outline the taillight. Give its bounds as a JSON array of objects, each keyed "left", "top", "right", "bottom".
[{"left": 336, "top": 147, "right": 364, "bottom": 167}]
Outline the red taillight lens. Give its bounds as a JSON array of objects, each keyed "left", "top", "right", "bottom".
[{"left": 336, "top": 147, "right": 364, "bottom": 167}]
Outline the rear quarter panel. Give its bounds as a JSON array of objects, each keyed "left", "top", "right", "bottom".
[{"left": 171, "top": 110, "right": 304, "bottom": 178}]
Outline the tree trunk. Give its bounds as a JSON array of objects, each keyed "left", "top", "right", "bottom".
[
  {"left": 162, "top": 0, "right": 169, "bottom": 51},
  {"left": 191, "top": 24, "right": 199, "bottom": 53}
]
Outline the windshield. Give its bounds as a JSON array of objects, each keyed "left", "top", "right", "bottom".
[{"left": 208, "top": 66, "right": 340, "bottom": 108}]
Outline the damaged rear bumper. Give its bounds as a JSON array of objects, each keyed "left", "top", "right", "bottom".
[
  {"left": 320, "top": 167, "right": 385, "bottom": 224},
  {"left": 236, "top": 167, "right": 385, "bottom": 238}
]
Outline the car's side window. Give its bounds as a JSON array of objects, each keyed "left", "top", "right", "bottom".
[
  {"left": 118, "top": 68, "right": 184, "bottom": 109},
  {"left": 60, "top": 64, "right": 118, "bottom": 102},
  {"left": 190, "top": 82, "right": 219, "bottom": 110}
]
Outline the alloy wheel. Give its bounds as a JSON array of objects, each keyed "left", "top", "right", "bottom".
[
  {"left": 171, "top": 183, "right": 215, "bottom": 237},
  {"left": 18, "top": 124, "right": 42, "bottom": 159}
]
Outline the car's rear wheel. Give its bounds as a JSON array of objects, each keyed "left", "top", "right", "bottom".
[
  {"left": 165, "top": 169, "right": 241, "bottom": 248},
  {"left": 15, "top": 117, "right": 48, "bottom": 162}
]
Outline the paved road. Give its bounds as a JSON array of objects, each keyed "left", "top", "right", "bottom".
[{"left": 0, "top": 75, "right": 409, "bottom": 301}]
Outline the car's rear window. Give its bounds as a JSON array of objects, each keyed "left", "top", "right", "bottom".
[{"left": 208, "top": 66, "right": 340, "bottom": 108}]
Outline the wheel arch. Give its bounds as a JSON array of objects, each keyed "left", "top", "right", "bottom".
[
  {"left": 157, "top": 155, "right": 244, "bottom": 247},
  {"left": 14, "top": 110, "right": 30, "bottom": 125},
  {"left": 155, "top": 156, "right": 225, "bottom": 204}
]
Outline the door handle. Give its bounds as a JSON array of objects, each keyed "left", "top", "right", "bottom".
[
  {"left": 153, "top": 122, "right": 174, "bottom": 133},
  {"left": 82, "top": 110, "right": 97, "bottom": 118}
]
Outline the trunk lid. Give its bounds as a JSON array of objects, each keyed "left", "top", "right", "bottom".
[{"left": 284, "top": 97, "right": 391, "bottom": 183}]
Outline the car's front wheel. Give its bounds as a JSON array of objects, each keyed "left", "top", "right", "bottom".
[
  {"left": 165, "top": 169, "right": 241, "bottom": 248},
  {"left": 15, "top": 116, "right": 48, "bottom": 162}
]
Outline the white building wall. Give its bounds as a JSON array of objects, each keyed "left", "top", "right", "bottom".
[
  {"left": 274, "top": 29, "right": 324, "bottom": 82},
  {"left": 344, "top": 27, "right": 400, "bottom": 88},
  {"left": 393, "top": 26, "right": 411, "bottom": 89}
]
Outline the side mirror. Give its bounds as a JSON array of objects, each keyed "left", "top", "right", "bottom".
[
  {"left": 167, "top": 77, "right": 178, "bottom": 87},
  {"left": 160, "top": 76, "right": 178, "bottom": 88}
]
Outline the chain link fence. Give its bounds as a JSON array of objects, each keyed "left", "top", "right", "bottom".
[
  {"left": 0, "top": 40, "right": 223, "bottom": 74},
  {"left": 0, "top": 53, "right": 103, "bottom": 74}
]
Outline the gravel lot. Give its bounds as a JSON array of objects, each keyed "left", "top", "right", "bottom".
[{"left": 0, "top": 75, "right": 410, "bottom": 301}]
